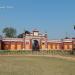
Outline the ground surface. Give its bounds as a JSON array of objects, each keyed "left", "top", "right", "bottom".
[{"left": 0, "top": 56, "right": 75, "bottom": 75}]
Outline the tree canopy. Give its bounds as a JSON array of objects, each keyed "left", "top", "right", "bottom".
[
  {"left": 17, "top": 30, "right": 30, "bottom": 38},
  {"left": 74, "top": 25, "right": 75, "bottom": 30},
  {"left": 17, "top": 33, "right": 23, "bottom": 38},
  {"left": 25, "top": 30, "right": 30, "bottom": 34},
  {"left": 2, "top": 27, "right": 17, "bottom": 38}
]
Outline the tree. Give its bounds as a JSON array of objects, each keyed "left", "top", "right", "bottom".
[
  {"left": 74, "top": 25, "right": 75, "bottom": 30},
  {"left": 25, "top": 30, "right": 30, "bottom": 35},
  {"left": 17, "top": 30, "right": 30, "bottom": 38},
  {"left": 17, "top": 33, "right": 23, "bottom": 38},
  {"left": 71, "top": 25, "right": 75, "bottom": 55},
  {"left": 2, "top": 27, "right": 17, "bottom": 38}
]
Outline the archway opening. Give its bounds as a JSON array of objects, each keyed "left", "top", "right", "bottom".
[{"left": 32, "top": 40, "right": 39, "bottom": 51}]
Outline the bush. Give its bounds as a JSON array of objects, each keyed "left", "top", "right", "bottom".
[{"left": 0, "top": 50, "right": 72, "bottom": 56}]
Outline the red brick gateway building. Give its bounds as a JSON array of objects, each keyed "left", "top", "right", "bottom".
[{"left": 0, "top": 30, "right": 75, "bottom": 51}]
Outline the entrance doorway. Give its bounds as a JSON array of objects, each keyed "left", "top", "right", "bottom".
[{"left": 32, "top": 40, "right": 39, "bottom": 51}]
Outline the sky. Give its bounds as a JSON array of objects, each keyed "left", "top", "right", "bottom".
[{"left": 0, "top": 0, "right": 75, "bottom": 39}]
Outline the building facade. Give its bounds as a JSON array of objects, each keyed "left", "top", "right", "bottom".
[{"left": 0, "top": 30, "right": 74, "bottom": 51}]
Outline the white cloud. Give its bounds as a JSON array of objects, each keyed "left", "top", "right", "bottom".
[
  {"left": 0, "top": 5, "right": 14, "bottom": 9},
  {"left": 0, "top": 6, "right": 5, "bottom": 9},
  {"left": 6, "top": 6, "right": 14, "bottom": 9}
]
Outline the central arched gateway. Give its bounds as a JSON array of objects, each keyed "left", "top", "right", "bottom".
[{"left": 32, "top": 39, "right": 40, "bottom": 51}]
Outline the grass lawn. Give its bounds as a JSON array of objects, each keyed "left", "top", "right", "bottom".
[{"left": 0, "top": 56, "right": 75, "bottom": 75}]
